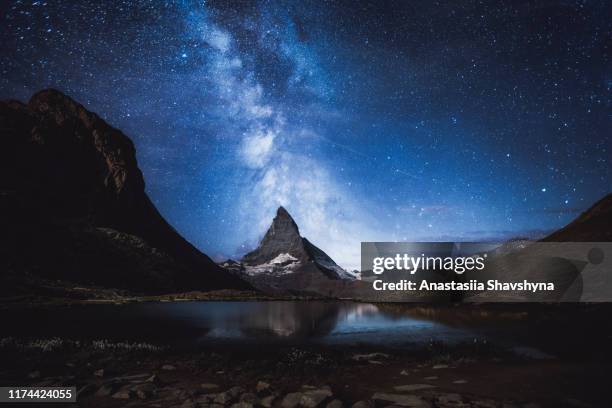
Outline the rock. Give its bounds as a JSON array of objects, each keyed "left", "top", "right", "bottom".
[
  {"left": 214, "top": 392, "right": 233, "bottom": 405},
  {"left": 260, "top": 395, "right": 276, "bottom": 408},
  {"left": 432, "top": 364, "right": 448, "bottom": 369},
  {"left": 301, "top": 388, "right": 333, "bottom": 407},
  {"left": 452, "top": 380, "right": 467, "bottom": 384},
  {"left": 215, "top": 387, "right": 245, "bottom": 405},
  {"left": 393, "top": 384, "right": 436, "bottom": 392},
  {"left": 180, "top": 399, "right": 197, "bottom": 408},
  {"left": 170, "top": 388, "right": 190, "bottom": 400},
  {"left": 112, "top": 373, "right": 150, "bottom": 382},
  {"left": 201, "top": 383, "right": 220, "bottom": 390},
  {"left": 472, "top": 400, "right": 496, "bottom": 408},
  {"left": 77, "top": 383, "right": 97, "bottom": 398},
  {"left": 95, "top": 383, "right": 117, "bottom": 397},
  {"left": 256, "top": 381, "right": 271, "bottom": 393},
  {"left": 326, "top": 399, "right": 344, "bottom": 408},
  {"left": 28, "top": 371, "right": 41, "bottom": 379},
  {"left": 434, "top": 393, "right": 464, "bottom": 407},
  {"left": 372, "top": 393, "right": 430, "bottom": 408},
  {"left": 111, "top": 385, "right": 133, "bottom": 399},
  {"left": 146, "top": 374, "right": 161, "bottom": 385},
  {"left": 282, "top": 392, "right": 304, "bottom": 408},
  {"left": 351, "top": 401, "right": 374, "bottom": 408},
  {"left": 240, "top": 393, "right": 259, "bottom": 404},
  {"left": 196, "top": 394, "right": 216, "bottom": 404},
  {"left": 231, "top": 403, "right": 254, "bottom": 408},
  {"left": 400, "top": 370, "right": 409, "bottom": 375},
  {"left": 352, "top": 353, "right": 390, "bottom": 362},
  {"left": 228, "top": 386, "right": 246, "bottom": 398},
  {"left": 94, "top": 369, "right": 104, "bottom": 377},
  {"left": 161, "top": 364, "right": 176, "bottom": 371},
  {"left": 132, "top": 383, "right": 157, "bottom": 399}
]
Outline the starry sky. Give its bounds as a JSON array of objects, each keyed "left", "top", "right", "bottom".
[{"left": 1, "top": 0, "right": 610, "bottom": 269}]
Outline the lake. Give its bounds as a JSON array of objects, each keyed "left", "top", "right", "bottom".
[{"left": 1, "top": 301, "right": 604, "bottom": 356}]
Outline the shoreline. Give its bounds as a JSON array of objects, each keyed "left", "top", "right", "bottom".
[{"left": 1, "top": 335, "right": 609, "bottom": 407}]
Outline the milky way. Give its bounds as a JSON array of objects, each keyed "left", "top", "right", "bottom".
[{"left": 1, "top": 0, "right": 610, "bottom": 269}]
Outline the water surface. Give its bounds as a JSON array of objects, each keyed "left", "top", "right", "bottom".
[{"left": 0, "top": 301, "right": 520, "bottom": 347}]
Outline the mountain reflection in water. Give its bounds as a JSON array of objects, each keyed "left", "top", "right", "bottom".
[
  {"left": 1, "top": 301, "right": 608, "bottom": 357},
  {"left": 0, "top": 301, "right": 476, "bottom": 346}
]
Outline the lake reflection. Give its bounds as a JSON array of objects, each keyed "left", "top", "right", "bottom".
[
  {"left": 147, "top": 301, "right": 477, "bottom": 345},
  {"left": 0, "top": 301, "right": 497, "bottom": 347}
]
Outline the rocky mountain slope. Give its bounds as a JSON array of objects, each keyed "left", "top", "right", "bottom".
[
  {"left": 0, "top": 89, "right": 250, "bottom": 294},
  {"left": 223, "top": 207, "right": 354, "bottom": 294},
  {"left": 542, "top": 194, "right": 612, "bottom": 242},
  {"left": 464, "top": 194, "right": 612, "bottom": 302}
]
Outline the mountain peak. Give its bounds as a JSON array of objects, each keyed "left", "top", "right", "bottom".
[
  {"left": 272, "top": 206, "right": 300, "bottom": 232},
  {"left": 276, "top": 205, "right": 291, "bottom": 217},
  {"left": 243, "top": 207, "right": 303, "bottom": 265},
  {"left": 241, "top": 206, "right": 352, "bottom": 281}
]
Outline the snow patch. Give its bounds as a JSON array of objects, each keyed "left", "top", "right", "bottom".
[
  {"left": 270, "top": 253, "right": 298, "bottom": 264},
  {"left": 243, "top": 253, "right": 300, "bottom": 276}
]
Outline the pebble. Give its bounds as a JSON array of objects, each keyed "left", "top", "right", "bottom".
[
  {"left": 95, "top": 383, "right": 116, "bottom": 397},
  {"left": 352, "top": 352, "right": 390, "bottom": 361},
  {"left": 27, "top": 371, "right": 41, "bottom": 379},
  {"left": 256, "top": 381, "right": 271, "bottom": 393},
  {"left": 351, "top": 401, "right": 374, "bottom": 408},
  {"left": 180, "top": 399, "right": 197, "bottom": 408},
  {"left": 372, "top": 392, "right": 431, "bottom": 408},
  {"left": 393, "top": 384, "right": 436, "bottom": 392},
  {"left": 301, "top": 387, "right": 333, "bottom": 407},
  {"left": 260, "top": 395, "right": 276, "bottom": 408},
  {"left": 231, "top": 403, "right": 254, "bottom": 408},
  {"left": 281, "top": 392, "right": 303, "bottom": 408},
  {"left": 327, "top": 399, "right": 344, "bottom": 408},
  {"left": 111, "top": 385, "right": 132, "bottom": 399},
  {"left": 240, "top": 392, "right": 259, "bottom": 404}
]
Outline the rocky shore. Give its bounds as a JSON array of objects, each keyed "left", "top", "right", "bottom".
[{"left": 1, "top": 337, "right": 607, "bottom": 408}]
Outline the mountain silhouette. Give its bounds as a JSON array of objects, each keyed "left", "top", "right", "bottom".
[
  {"left": 542, "top": 194, "right": 612, "bottom": 242},
  {"left": 0, "top": 89, "right": 250, "bottom": 294}
]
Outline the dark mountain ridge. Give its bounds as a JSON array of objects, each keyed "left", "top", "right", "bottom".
[
  {"left": 0, "top": 89, "right": 250, "bottom": 293},
  {"left": 542, "top": 194, "right": 612, "bottom": 242}
]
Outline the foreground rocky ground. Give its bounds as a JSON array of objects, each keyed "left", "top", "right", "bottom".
[{"left": 0, "top": 337, "right": 608, "bottom": 408}]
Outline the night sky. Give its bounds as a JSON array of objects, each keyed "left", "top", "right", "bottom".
[{"left": 1, "top": 0, "right": 610, "bottom": 269}]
